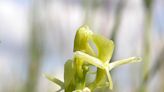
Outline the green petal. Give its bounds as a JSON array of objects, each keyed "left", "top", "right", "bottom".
[
  {"left": 105, "top": 67, "right": 113, "bottom": 90},
  {"left": 92, "top": 34, "right": 114, "bottom": 63},
  {"left": 44, "top": 74, "right": 64, "bottom": 88},
  {"left": 89, "top": 34, "right": 114, "bottom": 90},
  {"left": 74, "top": 51, "right": 105, "bottom": 69},
  {"left": 74, "top": 51, "right": 114, "bottom": 90},
  {"left": 73, "top": 25, "right": 95, "bottom": 56},
  {"left": 109, "top": 57, "right": 142, "bottom": 70},
  {"left": 64, "top": 59, "right": 76, "bottom": 92}
]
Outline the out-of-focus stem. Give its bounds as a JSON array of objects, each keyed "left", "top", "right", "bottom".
[
  {"left": 24, "top": 0, "right": 43, "bottom": 92},
  {"left": 143, "top": 7, "right": 152, "bottom": 79},
  {"left": 140, "top": 0, "right": 153, "bottom": 92},
  {"left": 139, "top": 46, "right": 164, "bottom": 92},
  {"left": 110, "top": 0, "right": 125, "bottom": 63},
  {"left": 82, "top": 0, "right": 92, "bottom": 27},
  {"left": 160, "top": 67, "right": 164, "bottom": 92},
  {"left": 25, "top": 25, "right": 43, "bottom": 92},
  {"left": 110, "top": 0, "right": 125, "bottom": 42},
  {"left": 82, "top": 0, "right": 104, "bottom": 28}
]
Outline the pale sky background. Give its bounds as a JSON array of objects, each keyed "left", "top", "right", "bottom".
[{"left": 0, "top": 0, "right": 164, "bottom": 92}]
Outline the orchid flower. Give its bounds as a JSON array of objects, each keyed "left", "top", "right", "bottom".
[{"left": 45, "top": 25, "right": 142, "bottom": 92}]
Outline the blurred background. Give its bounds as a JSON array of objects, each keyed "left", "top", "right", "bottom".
[{"left": 0, "top": 0, "right": 164, "bottom": 92}]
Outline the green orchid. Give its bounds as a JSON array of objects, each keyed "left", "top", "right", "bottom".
[{"left": 45, "top": 25, "right": 142, "bottom": 92}]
